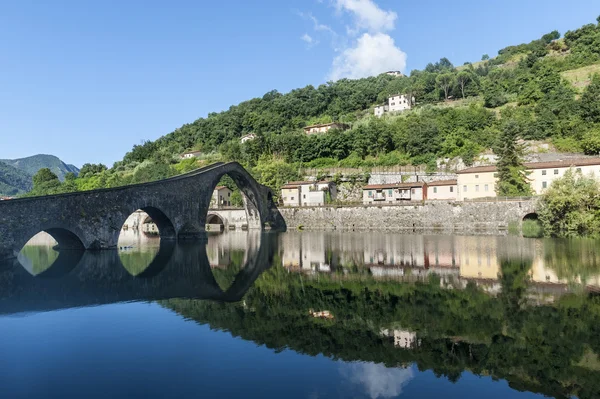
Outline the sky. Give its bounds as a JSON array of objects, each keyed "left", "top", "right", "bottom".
[{"left": 0, "top": 0, "right": 598, "bottom": 167}]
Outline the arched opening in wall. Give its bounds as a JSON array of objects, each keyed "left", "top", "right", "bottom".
[
  {"left": 17, "top": 230, "right": 84, "bottom": 277},
  {"left": 206, "top": 214, "right": 225, "bottom": 233},
  {"left": 202, "top": 171, "right": 262, "bottom": 234},
  {"left": 118, "top": 207, "right": 175, "bottom": 276},
  {"left": 521, "top": 213, "right": 543, "bottom": 238}
]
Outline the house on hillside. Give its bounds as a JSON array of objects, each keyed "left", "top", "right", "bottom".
[
  {"left": 456, "top": 158, "right": 600, "bottom": 200},
  {"left": 362, "top": 182, "right": 427, "bottom": 204},
  {"left": 374, "top": 94, "right": 413, "bottom": 117},
  {"left": 427, "top": 180, "right": 457, "bottom": 200},
  {"left": 211, "top": 186, "right": 233, "bottom": 208},
  {"left": 281, "top": 181, "right": 337, "bottom": 207},
  {"left": 180, "top": 150, "right": 202, "bottom": 159},
  {"left": 240, "top": 133, "right": 257, "bottom": 143},
  {"left": 385, "top": 71, "right": 404, "bottom": 77},
  {"left": 303, "top": 122, "right": 349, "bottom": 135}
]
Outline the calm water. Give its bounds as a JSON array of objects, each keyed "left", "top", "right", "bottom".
[{"left": 2, "top": 231, "right": 600, "bottom": 398}]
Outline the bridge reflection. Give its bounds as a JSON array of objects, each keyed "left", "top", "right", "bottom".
[{"left": 0, "top": 233, "right": 278, "bottom": 315}]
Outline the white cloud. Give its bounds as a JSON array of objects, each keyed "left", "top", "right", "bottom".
[
  {"left": 301, "top": 33, "right": 319, "bottom": 49},
  {"left": 301, "top": 33, "right": 314, "bottom": 44},
  {"left": 329, "top": 32, "right": 407, "bottom": 80},
  {"left": 340, "top": 362, "right": 415, "bottom": 399},
  {"left": 335, "top": 0, "right": 397, "bottom": 33}
]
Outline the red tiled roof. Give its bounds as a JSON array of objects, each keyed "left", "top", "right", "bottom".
[
  {"left": 214, "top": 186, "right": 230, "bottom": 190},
  {"left": 282, "top": 181, "right": 332, "bottom": 189},
  {"left": 427, "top": 179, "right": 457, "bottom": 186},
  {"left": 457, "top": 158, "right": 600, "bottom": 174},
  {"left": 363, "top": 182, "right": 425, "bottom": 190}
]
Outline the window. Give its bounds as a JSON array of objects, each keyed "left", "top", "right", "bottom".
[
  {"left": 391, "top": 102, "right": 395, "bottom": 106},
  {"left": 542, "top": 181, "right": 547, "bottom": 189},
  {"left": 411, "top": 189, "right": 415, "bottom": 194},
  {"left": 388, "top": 189, "right": 393, "bottom": 196},
  {"left": 554, "top": 169, "right": 559, "bottom": 175},
  {"left": 368, "top": 190, "right": 372, "bottom": 197},
  {"left": 450, "top": 186, "right": 454, "bottom": 193},
  {"left": 576, "top": 168, "right": 582, "bottom": 172},
  {"left": 303, "top": 195, "right": 306, "bottom": 199},
  {"left": 291, "top": 197, "right": 294, "bottom": 200},
  {"left": 283, "top": 197, "right": 287, "bottom": 201},
  {"left": 475, "top": 175, "right": 479, "bottom": 179},
  {"left": 542, "top": 170, "right": 547, "bottom": 175},
  {"left": 228, "top": 192, "right": 231, "bottom": 197},
  {"left": 463, "top": 185, "right": 467, "bottom": 192},
  {"left": 433, "top": 187, "right": 437, "bottom": 193},
  {"left": 484, "top": 184, "right": 489, "bottom": 192},
  {"left": 475, "top": 185, "right": 479, "bottom": 192},
  {"left": 493, "top": 173, "right": 498, "bottom": 178}
]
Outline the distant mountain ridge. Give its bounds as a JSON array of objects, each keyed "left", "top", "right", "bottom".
[{"left": 0, "top": 154, "right": 79, "bottom": 196}]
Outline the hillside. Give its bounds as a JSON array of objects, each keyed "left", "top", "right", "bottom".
[
  {"left": 114, "top": 16, "right": 600, "bottom": 172},
  {"left": 0, "top": 162, "right": 32, "bottom": 196},
  {"left": 0, "top": 155, "right": 79, "bottom": 182},
  {"left": 20, "top": 15, "right": 600, "bottom": 197}
]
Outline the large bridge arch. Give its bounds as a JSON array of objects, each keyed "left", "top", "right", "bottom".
[
  {"left": 0, "top": 162, "right": 285, "bottom": 261},
  {"left": 197, "top": 163, "right": 285, "bottom": 233}
]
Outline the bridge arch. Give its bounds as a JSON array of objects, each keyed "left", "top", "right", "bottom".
[
  {"left": 198, "top": 163, "right": 284, "bottom": 233},
  {"left": 523, "top": 212, "right": 539, "bottom": 221}
]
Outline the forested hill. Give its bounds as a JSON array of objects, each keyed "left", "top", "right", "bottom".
[
  {"left": 0, "top": 162, "right": 32, "bottom": 196},
  {"left": 118, "top": 16, "right": 600, "bottom": 170},
  {"left": 0, "top": 154, "right": 79, "bottom": 196},
  {"left": 0, "top": 155, "right": 79, "bottom": 182}
]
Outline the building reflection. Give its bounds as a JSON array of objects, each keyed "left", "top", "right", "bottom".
[{"left": 278, "top": 232, "right": 600, "bottom": 294}]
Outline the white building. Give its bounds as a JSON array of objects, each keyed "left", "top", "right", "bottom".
[
  {"left": 281, "top": 181, "right": 337, "bottom": 207},
  {"left": 385, "top": 71, "right": 404, "bottom": 77},
  {"left": 426, "top": 180, "right": 457, "bottom": 200},
  {"left": 303, "top": 122, "right": 349, "bottom": 135},
  {"left": 374, "top": 94, "right": 413, "bottom": 117},
  {"left": 180, "top": 150, "right": 202, "bottom": 159},
  {"left": 362, "top": 182, "right": 426, "bottom": 204},
  {"left": 240, "top": 133, "right": 257, "bottom": 143},
  {"left": 211, "top": 186, "right": 233, "bottom": 208}
]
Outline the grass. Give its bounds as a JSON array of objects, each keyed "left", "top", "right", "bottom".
[{"left": 561, "top": 63, "right": 600, "bottom": 92}]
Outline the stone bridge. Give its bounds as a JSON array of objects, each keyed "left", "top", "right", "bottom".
[
  {"left": 0, "top": 233, "right": 278, "bottom": 315},
  {"left": 0, "top": 162, "right": 286, "bottom": 261}
]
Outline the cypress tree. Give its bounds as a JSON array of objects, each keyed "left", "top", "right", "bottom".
[{"left": 495, "top": 121, "right": 532, "bottom": 197}]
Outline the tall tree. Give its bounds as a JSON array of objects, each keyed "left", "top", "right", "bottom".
[
  {"left": 495, "top": 121, "right": 532, "bottom": 197},
  {"left": 436, "top": 73, "right": 455, "bottom": 100},
  {"left": 580, "top": 74, "right": 600, "bottom": 123},
  {"left": 456, "top": 71, "right": 472, "bottom": 99}
]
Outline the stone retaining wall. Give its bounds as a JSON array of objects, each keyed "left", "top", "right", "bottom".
[{"left": 278, "top": 199, "right": 538, "bottom": 233}]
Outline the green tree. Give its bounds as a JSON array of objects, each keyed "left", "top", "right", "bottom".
[
  {"left": 494, "top": 121, "right": 532, "bottom": 197},
  {"left": 28, "top": 168, "right": 62, "bottom": 196},
  {"left": 580, "top": 74, "right": 600, "bottom": 123},
  {"left": 455, "top": 71, "right": 472, "bottom": 99},
  {"left": 581, "top": 128, "right": 600, "bottom": 155},
  {"left": 481, "top": 54, "right": 490, "bottom": 61},
  {"left": 538, "top": 169, "right": 600, "bottom": 236},
  {"left": 436, "top": 73, "right": 455, "bottom": 100}
]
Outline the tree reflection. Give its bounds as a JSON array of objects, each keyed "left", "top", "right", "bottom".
[{"left": 162, "top": 258, "right": 600, "bottom": 399}]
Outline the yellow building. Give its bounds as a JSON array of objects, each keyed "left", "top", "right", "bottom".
[{"left": 457, "top": 158, "right": 600, "bottom": 200}]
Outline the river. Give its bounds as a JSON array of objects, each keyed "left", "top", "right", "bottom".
[{"left": 1, "top": 230, "right": 599, "bottom": 398}]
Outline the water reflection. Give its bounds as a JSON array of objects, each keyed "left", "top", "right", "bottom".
[{"left": 6, "top": 231, "right": 600, "bottom": 398}]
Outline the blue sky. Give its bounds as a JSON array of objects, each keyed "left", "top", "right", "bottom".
[{"left": 0, "top": 0, "right": 598, "bottom": 167}]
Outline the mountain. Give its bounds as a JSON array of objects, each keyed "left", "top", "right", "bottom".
[
  {"left": 0, "top": 154, "right": 79, "bottom": 196},
  {"left": 0, "top": 154, "right": 79, "bottom": 182},
  {"left": 0, "top": 162, "right": 33, "bottom": 196}
]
